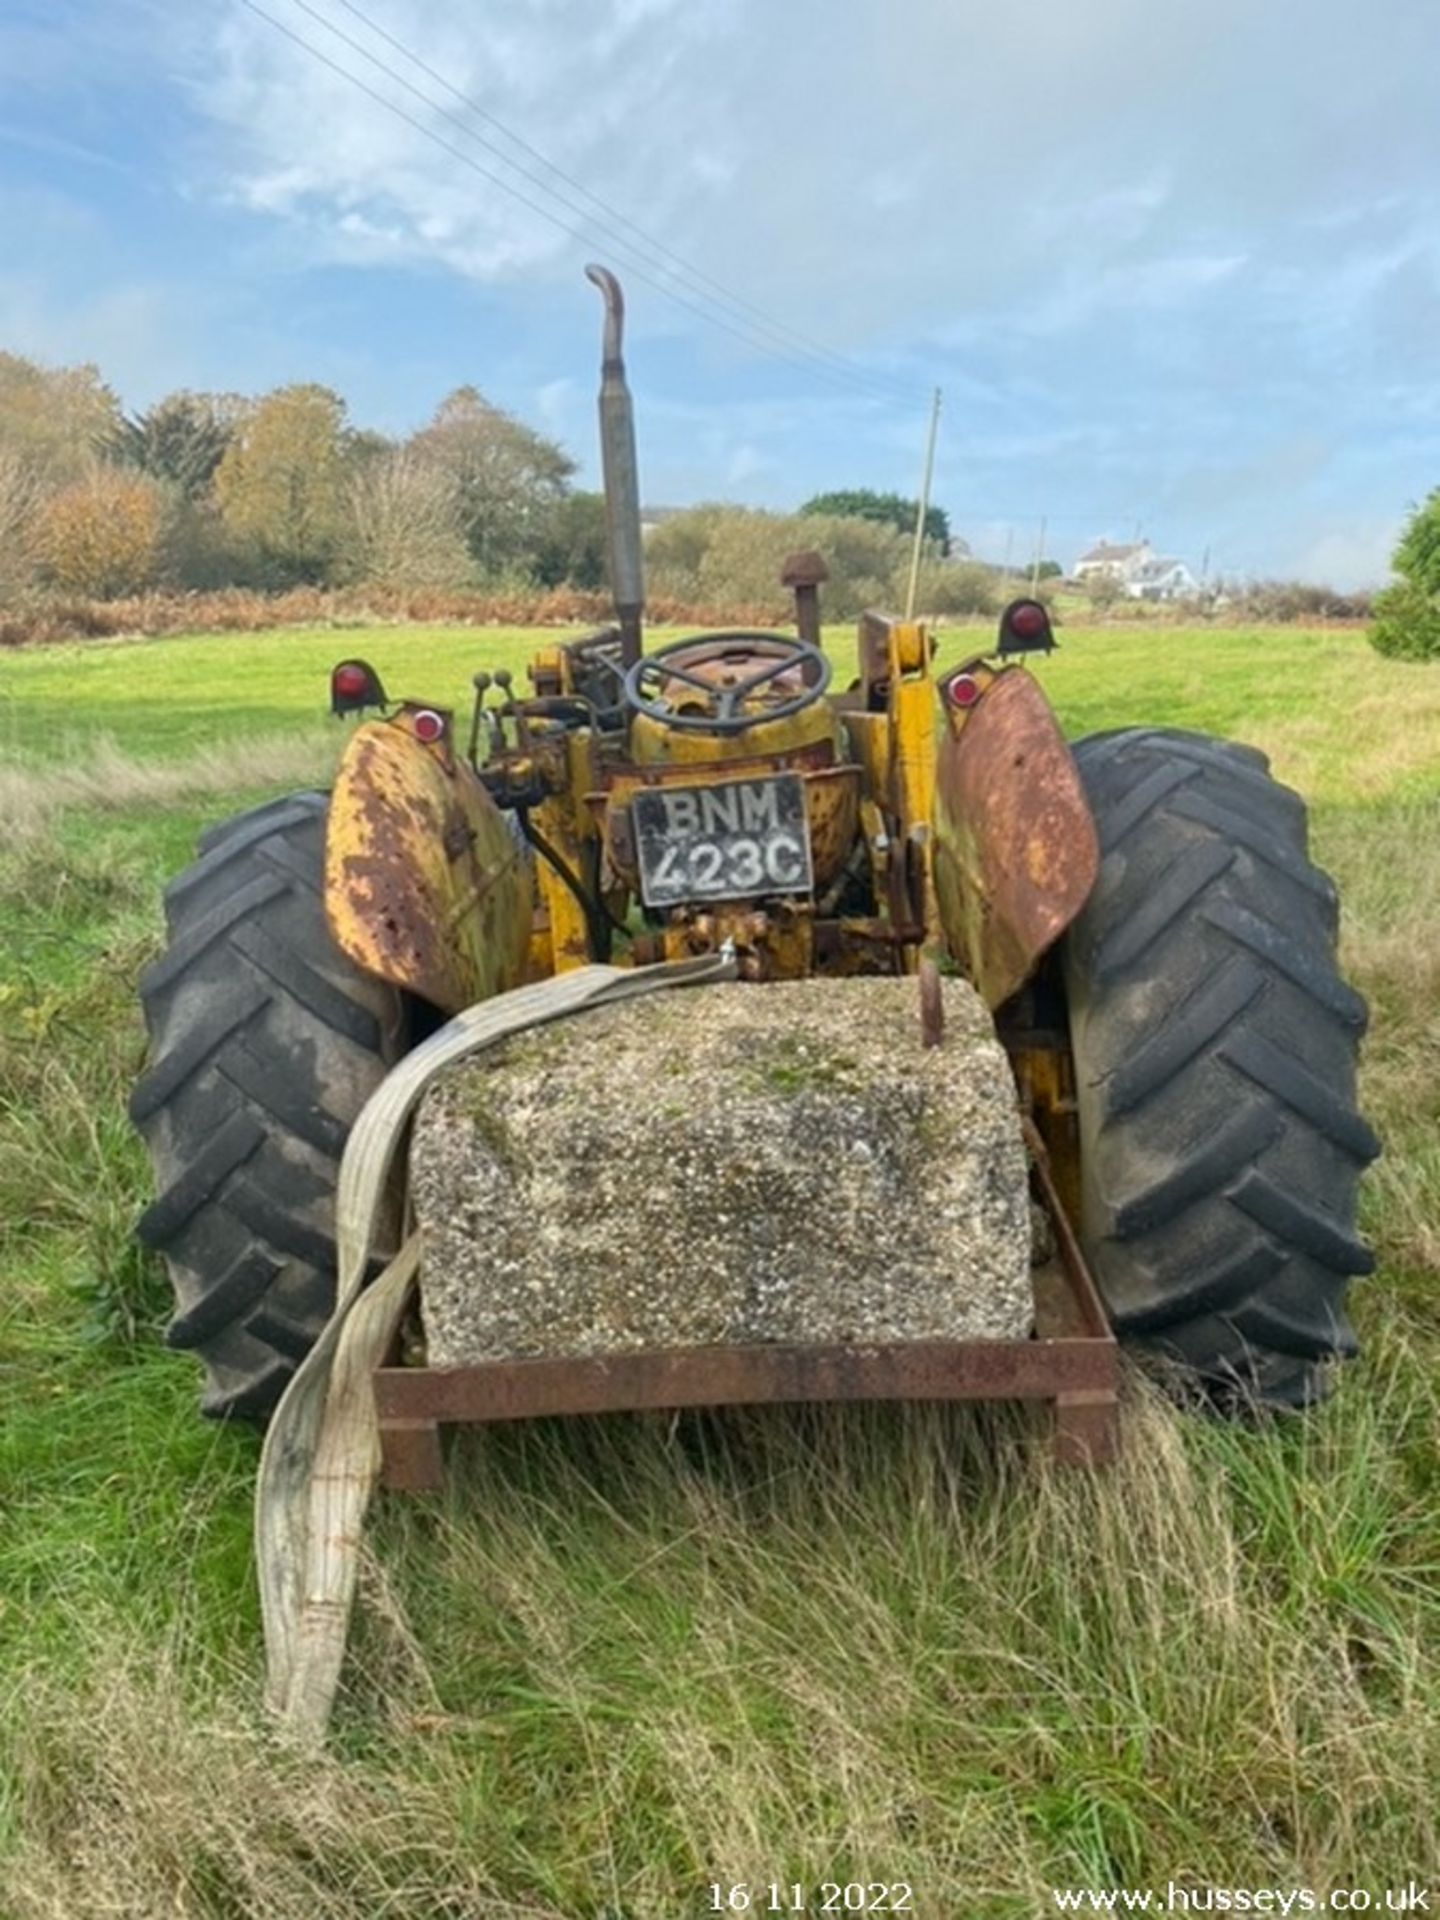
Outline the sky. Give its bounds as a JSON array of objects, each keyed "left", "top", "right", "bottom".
[{"left": 2, "top": 0, "right": 1438, "bottom": 585}]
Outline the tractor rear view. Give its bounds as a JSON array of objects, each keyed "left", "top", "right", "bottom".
[{"left": 131, "top": 266, "right": 1377, "bottom": 1428}]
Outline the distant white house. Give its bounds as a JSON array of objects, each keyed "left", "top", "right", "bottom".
[
  {"left": 1073, "top": 538, "right": 1198, "bottom": 602},
  {"left": 1074, "top": 539, "right": 1149, "bottom": 584},
  {"left": 1129, "top": 555, "right": 1198, "bottom": 601}
]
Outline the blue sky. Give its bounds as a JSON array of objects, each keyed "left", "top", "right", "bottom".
[{"left": 2, "top": 0, "right": 1438, "bottom": 584}]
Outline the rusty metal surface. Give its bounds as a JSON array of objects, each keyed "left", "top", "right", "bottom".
[
  {"left": 628, "top": 697, "right": 838, "bottom": 771},
  {"left": 625, "top": 646, "right": 837, "bottom": 761},
  {"left": 326, "top": 716, "right": 532, "bottom": 1014},
  {"left": 933, "top": 668, "right": 1100, "bottom": 1010},
  {"left": 375, "top": 1330, "right": 1116, "bottom": 1426},
  {"left": 918, "top": 958, "right": 944, "bottom": 1047},
  {"left": 657, "top": 902, "right": 814, "bottom": 979},
  {"left": 780, "top": 549, "right": 830, "bottom": 589},
  {"left": 781, "top": 550, "right": 829, "bottom": 646},
  {"left": 1054, "top": 1389, "right": 1118, "bottom": 1466},
  {"left": 1010, "top": 1039, "right": 1083, "bottom": 1228},
  {"left": 1023, "top": 1115, "right": 1114, "bottom": 1343}
]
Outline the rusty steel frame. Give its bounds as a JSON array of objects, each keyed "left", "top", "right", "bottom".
[{"left": 372, "top": 1139, "right": 1119, "bottom": 1490}]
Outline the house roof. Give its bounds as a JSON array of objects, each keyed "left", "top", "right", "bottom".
[
  {"left": 1133, "top": 557, "right": 1190, "bottom": 581},
  {"left": 1076, "top": 540, "right": 1147, "bottom": 565}
]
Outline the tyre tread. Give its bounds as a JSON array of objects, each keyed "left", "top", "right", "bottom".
[
  {"left": 133, "top": 793, "right": 406, "bottom": 1421},
  {"left": 1065, "top": 726, "right": 1377, "bottom": 1406}
]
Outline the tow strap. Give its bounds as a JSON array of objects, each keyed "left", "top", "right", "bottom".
[{"left": 255, "top": 953, "right": 737, "bottom": 1743}]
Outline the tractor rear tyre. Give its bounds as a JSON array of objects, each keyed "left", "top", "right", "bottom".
[
  {"left": 1064, "top": 728, "right": 1379, "bottom": 1408},
  {"left": 131, "top": 792, "right": 412, "bottom": 1420}
]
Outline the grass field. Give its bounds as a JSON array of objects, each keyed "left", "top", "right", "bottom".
[{"left": 1, "top": 620, "right": 1437, "bottom": 1918}]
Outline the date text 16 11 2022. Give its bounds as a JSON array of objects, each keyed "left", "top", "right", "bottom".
[{"left": 707, "top": 1885, "right": 915, "bottom": 1913}]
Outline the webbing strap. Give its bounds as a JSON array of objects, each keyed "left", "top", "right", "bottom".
[{"left": 255, "top": 953, "right": 736, "bottom": 1741}]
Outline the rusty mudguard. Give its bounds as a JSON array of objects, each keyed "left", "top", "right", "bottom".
[
  {"left": 325, "top": 717, "right": 533, "bottom": 1015},
  {"left": 932, "top": 668, "right": 1100, "bottom": 1010}
]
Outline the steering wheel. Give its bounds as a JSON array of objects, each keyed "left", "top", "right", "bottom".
[{"left": 622, "top": 631, "right": 831, "bottom": 735}]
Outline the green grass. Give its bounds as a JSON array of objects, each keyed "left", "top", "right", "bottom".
[
  {"left": 2, "top": 617, "right": 1436, "bottom": 800},
  {"left": 1, "top": 621, "right": 1437, "bottom": 1917}
]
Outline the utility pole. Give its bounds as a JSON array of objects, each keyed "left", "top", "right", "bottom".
[
  {"left": 904, "top": 386, "right": 943, "bottom": 621},
  {"left": 1029, "top": 515, "right": 1048, "bottom": 592}
]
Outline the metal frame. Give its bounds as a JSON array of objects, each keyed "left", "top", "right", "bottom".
[{"left": 372, "top": 1141, "right": 1119, "bottom": 1489}]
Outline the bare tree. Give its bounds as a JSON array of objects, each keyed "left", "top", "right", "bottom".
[
  {"left": 0, "top": 451, "right": 41, "bottom": 597},
  {"left": 340, "top": 450, "right": 471, "bottom": 589}
]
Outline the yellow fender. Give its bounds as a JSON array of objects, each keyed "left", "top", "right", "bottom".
[{"left": 325, "top": 714, "right": 532, "bottom": 1015}]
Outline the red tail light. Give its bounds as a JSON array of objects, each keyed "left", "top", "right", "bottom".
[
  {"left": 997, "top": 598, "right": 1055, "bottom": 656},
  {"left": 946, "top": 672, "right": 982, "bottom": 709},
  {"left": 330, "top": 658, "right": 387, "bottom": 714},
  {"left": 1010, "top": 602, "right": 1048, "bottom": 640},
  {"left": 411, "top": 707, "right": 447, "bottom": 744}
]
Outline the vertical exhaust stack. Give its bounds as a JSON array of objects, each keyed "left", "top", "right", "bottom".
[{"left": 585, "top": 265, "right": 645, "bottom": 669}]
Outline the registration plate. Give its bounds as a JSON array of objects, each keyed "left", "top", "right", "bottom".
[{"left": 631, "top": 775, "right": 813, "bottom": 908}]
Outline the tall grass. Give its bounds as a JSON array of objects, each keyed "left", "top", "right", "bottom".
[
  {"left": 6, "top": 1378, "right": 1437, "bottom": 1914},
  {"left": 1, "top": 626, "right": 1437, "bottom": 1915},
  {"left": 0, "top": 729, "right": 339, "bottom": 847}
]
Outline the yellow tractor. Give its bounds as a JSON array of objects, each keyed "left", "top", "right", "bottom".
[{"left": 132, "top": 266, "right": 1377, "bottom": 1422}]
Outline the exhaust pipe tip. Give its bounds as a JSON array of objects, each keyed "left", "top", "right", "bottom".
[
  {"left": 585, "top": 263, "right": 625, "bottom": 370},
  {"left": 587, "top": 265, "right": 644, "bottom": 668}
]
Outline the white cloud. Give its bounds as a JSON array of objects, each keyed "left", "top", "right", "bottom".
[
  {"left": 182, "top": 0, "right": 740, "bottom": 293},
  {"left": 9, "top": 0, "right": 1435, "bottom": 579}
]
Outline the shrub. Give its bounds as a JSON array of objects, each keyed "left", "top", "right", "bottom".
[
  {"left": 645, "top": 504, "right": 732, "bottom": 596},
  {"left": 532, "top": 490, "right": 608, "bottom": 591},
  {"left": 33, "top": 470, "right": 163, "bottom": 598},
  {"left": 1234, "top": 579, "right": 1348, "bottom": 622},
  {"left": 1392, "top": 486, "right": 1440, "bottom": 595},
  {"left": 155, "top": 495, "right": 259, "bottom": 592},
  {"left": 648, "top": 504, "right": 912, "bottom": 622},
  {"left": 0, "top": 582, "right": 798, "bottom": 649},
  {"left": 905, "top": 558, "right": 999, "bottom": 619},
  {"left": 694, "top": 508, "right": 807, "bottom": 615},
  {"left": 1367, "top": 582, "right": 1440, "bottom": 661},
  {"left": 806, "top": 513, "right": 911, "bottom": 618},
  {"left": 1369, "top": 487, "right": 1440, "bottom": 657},
  {"left": 1085, "top": 572, "right": 1126, "bottom": 611}
]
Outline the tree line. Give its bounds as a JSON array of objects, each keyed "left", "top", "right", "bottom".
[
  {"left": 0, "top": 350, "right": 989, "bottom": 619},
  {"left": 0, "top": 353, "right": 608, "bottom": 602}
]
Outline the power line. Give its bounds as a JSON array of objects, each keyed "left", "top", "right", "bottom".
[
  {"left": 235, "top": 0, "right": 929, "bottom": 408},
  {"left": 279, "top": 0, "right": 926, "bottom": 405},
  {"left": 323, "top": 0, "right": 930, "bottom": 404}
]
